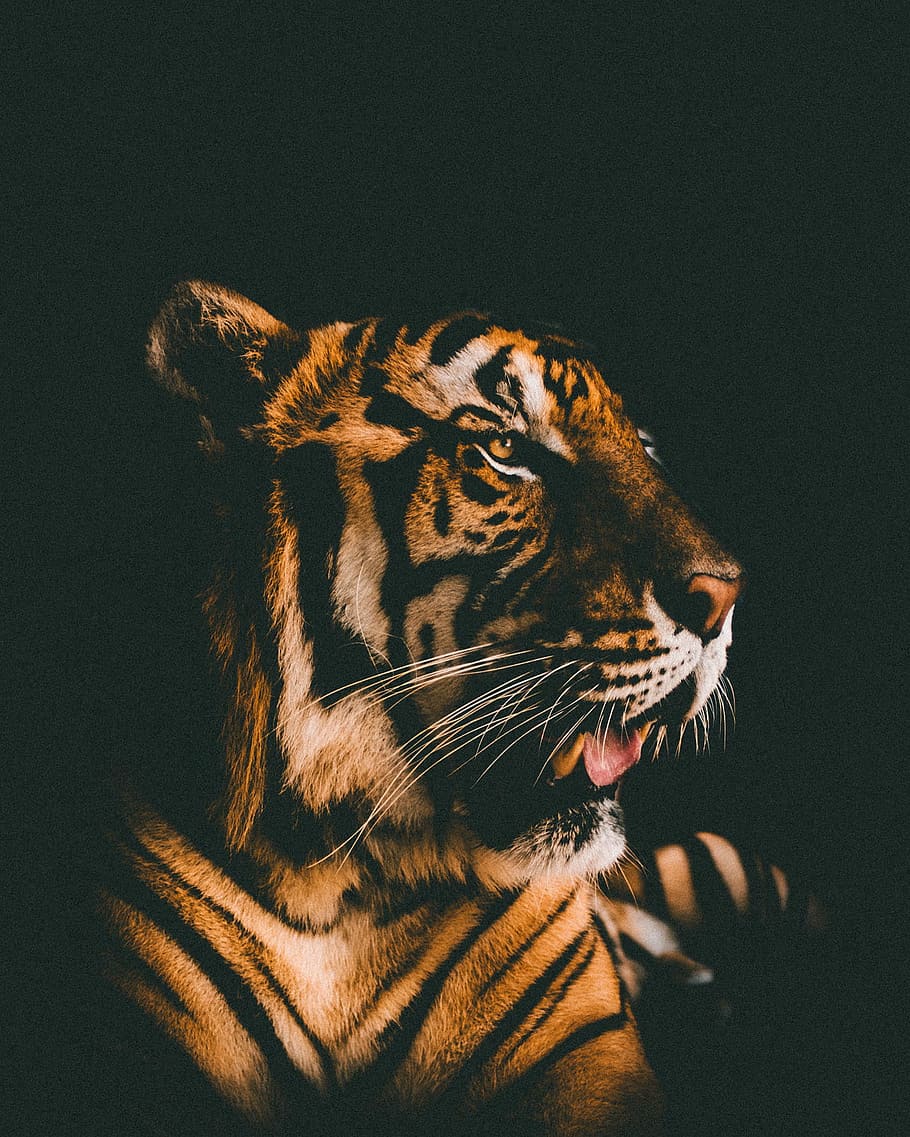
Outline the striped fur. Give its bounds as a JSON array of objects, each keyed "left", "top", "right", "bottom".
[
  {"left": 101, "top": 281, "right": 751, "bottom": 1134},
  {"left": 105, "top": 801, "right": 659, "bottom": 1134},
  {"left": 601, "top": 833, "right": 826, "bottom": 1003}
]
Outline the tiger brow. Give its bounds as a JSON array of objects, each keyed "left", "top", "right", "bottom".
[{"left": 448, "top": 404, "right": 518, "bottom": 430}]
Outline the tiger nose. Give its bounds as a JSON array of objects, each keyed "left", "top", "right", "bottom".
[{"left": 683, "top": 574, "right": 743, "bottom": 642}]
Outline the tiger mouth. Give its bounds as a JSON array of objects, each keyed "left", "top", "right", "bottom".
[
  {"left": 544, "top": 722, "right": 653, "bottom": 798},
  {"left": 443, "top": 669, "right": 707, "bottom": 856},
  {"left": 450, "top": 673, "right": 707, "bottom": 863},
  {"left": 531, "top": 669, "right": 704, "bottom": 798}
]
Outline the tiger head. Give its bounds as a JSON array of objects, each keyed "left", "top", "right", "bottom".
[{"left": 147, "top": 281, "right": 742, "bottom": 884}]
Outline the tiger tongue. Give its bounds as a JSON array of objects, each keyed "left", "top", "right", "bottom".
[{"left": 582, "top": 729, "right": 643, "bottom": 787}]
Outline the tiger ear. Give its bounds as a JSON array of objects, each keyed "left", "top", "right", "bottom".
[{"left": 146, "top": 280, "right": 305, "bottom": 454}]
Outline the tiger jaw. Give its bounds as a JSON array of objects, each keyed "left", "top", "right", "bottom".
[
  {"left": 400, "top": 599, "right": 734, "bottom": 878},
  {"left": 432, "top": 627, "right": 733, "bottom": 878}
]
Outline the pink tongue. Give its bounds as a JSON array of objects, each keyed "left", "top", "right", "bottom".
[{"left": 582, "top": 729, "right": 643, "bottom": 787}]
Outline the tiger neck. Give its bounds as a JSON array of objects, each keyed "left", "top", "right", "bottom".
[{"left": 116, "top": 796, "right": 596, "bottom": 1076}]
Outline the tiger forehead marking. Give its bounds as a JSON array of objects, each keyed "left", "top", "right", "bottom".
[
  {"left": 373, "top": 315, "right": 617, "bottom": 448},
  {"left": 269, "top": 313, "right": 608, "bottom": 459}
]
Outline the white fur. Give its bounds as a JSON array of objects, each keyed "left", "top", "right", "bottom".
[
  {"left": 495, "top": 799, "right": 627, "bottom": 882},
  {"left": 685, "top": 605, "right": 735, "bottom": 720},
  {"left": 509, "top": 348, "right": 574, "bottom": 458}
]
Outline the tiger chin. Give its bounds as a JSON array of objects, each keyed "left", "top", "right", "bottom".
[{"left": 104, "top": 280, "right": 743, "bottom": 1137}]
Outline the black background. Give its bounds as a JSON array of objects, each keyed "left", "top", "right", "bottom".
[{"left": 5, "top": 5, "right": 906, "bottom": 1136}]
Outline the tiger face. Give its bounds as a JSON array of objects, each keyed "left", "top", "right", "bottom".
[{"left": 148, "top": 282, "right": 742, "bottom": 883}]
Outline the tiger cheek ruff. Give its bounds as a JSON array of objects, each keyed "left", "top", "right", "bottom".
[{"left": 106, "top": 280, "right": 743, "bottom": 1135}]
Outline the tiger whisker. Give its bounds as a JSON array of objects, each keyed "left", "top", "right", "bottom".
[
  {"left": 377, "top": 695, "right": 557, "bottom": 829},
  {"left": 363, "top": 666, "right": 596, "bottom": 842},
  {"left": 343, "top": 671, "right": 553, "bottom": 850},
  {"left": 536, "top": 663, "right": 594, "bottom": 745},
  {"left": 544, "top": 699, "right": 598, "bottom": 769},
  {"left": 346, "top": 696, "right": 560, "bottom": 860},
  {"left": 718, "top": 674, "right": 736, "bottom": 726},
  {"left": 411, "top": 674, "right": 558, "bottom": 778},
  {"left": 273, "top": 646, "right": 539, "bottom": 738},
  {"left": 529, "top": 702, "right": 596, "bottom": 788},
  {"left": 467, "top": 661, "right": 573, "bottom": 761},
  {"left": 383, "top": 654, "right": 555, "bottom": 716},
  {"left": 530, "top": 683, "right": 607, "bottom": 788},
  {"left": 468, "top": 697, "right": 589, "bottom": 788},
  {"left": 297, "top": 642, "right": 503, "bottom": 706},
  {"left": 403, "top": 666, "right": 553, "bottom": 755},
  {"left": 608, "top": 860, "right": 641, "bottom": 909},
  {"left": 447, "top": 700, "right": 559, "bottom": 785},
  {"left": 445, "top": 698, "right": 557, "bottom": 778}
]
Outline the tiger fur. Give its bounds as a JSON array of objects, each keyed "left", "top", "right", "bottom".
[{"left": 102, "top": 280, "right": 747, "bottom": 1135}]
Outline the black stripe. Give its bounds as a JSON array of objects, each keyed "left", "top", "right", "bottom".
[
  {"left": 739, "top": 846, "right": 772, "bottom": 923},
  {"left": 756, "top": 854, "right": 786, "bottom": 921},
  {"left": 570, "top": 618, "right": 658, "bottom": 640},
  {"left": 592, "top": 910, "right": 624, "bottom": 972},
  {"left": 436, "top": 926, "right": 592, "bottom": 1104},
  {"left": 122, "top": 829, "right": 337, "bottom": 1090},
  {"left": 351, "top": 888, "right": 523, "bottom": 1098},
  {"left": 478, "top": 529, "right": 559, "bottom": 624},
  {"left": 473, "top": 347, "right": 517, "bottom": 411},
  {"left": 640, "top": 849, "right": 671, "bottom": 924},
  {"left": 113, "top": 843, "right": 329, "bottom": 1107},
  {"left": 483, "top": 528, "right": 535, "bottom": 559},
  {"left": 461, "top": 471, "right": 506, "bottom": 505},
  {"left": 429, "top": 315, "right": 490, "bottom": 366},
  {"left": 277, "top": 442, "right": 374, "bottom": 702},
  {"left": 364, "top": 389, "right": 431, "bottom": 432},
  {"left": 364, "top": 442, "right": 429, "bottom": 594},
  {"left": 448, "top": 403, "right": 509, "bottom": 429},
  {"left": 619, "top": 930, "right": 657, "bottom": 969},
  {"left": 475, "top": 893, "right": 575, "bottom": 998},
  {"left": 259, "top": 327, "right": 308, "bottom": 388},
  {"left": 497, "top": 936, "right": 598, "bottom": 1068},
  {"left": 374, "top": 877, "right": 465, "bottom": 928},
  {"left": 682, "top": 835, "right": 740, "bottom": 933},
  {"left": 359, "top": 360, "right": 389, "bottom": 395},
  {"left": 506, "top": 1011, "right": 628, "bottom": 1089},
  {"left": 363, "top": 318, "right": 402, "bottom": 364},
  {"left": 490, "top": 528, "right": 525, "bottom": 549},
  {"left": 257, "top": 787, "right": 369, "bottom": 869},
  {"left": 536, "top": 336, "right": 583, "bottom": 366},
  {"left": 105, "top": 914, "right": 194, "bottom": 1019},
  {"left": 342, "top": 934, "right": 439, "bottom": 1041},
  {"left": 592, "top": 910, "right": 635, "bottom": 1006},
  {"left": 607, "top": 617, "right": 654, "bottom": 632},
  {"left": 417, "top": 621, "right": 436, "bottom": 658},
  {"left": 433, "top": 485, "right": 452, "bottom": 536},
  {"left": 342, "top": 320, "right": 373, "bottom": 358},
  {"left": 537, "top": 645, "right": 668, "bottom": 664}
]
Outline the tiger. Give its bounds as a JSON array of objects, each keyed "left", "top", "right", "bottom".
[{"left": 101, "top": 279, "right": 746, "bottom": 1136}]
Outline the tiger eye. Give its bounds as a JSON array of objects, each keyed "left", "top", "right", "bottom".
[{"left": 486, "top": 434, "right": 516, "bottom": 461}]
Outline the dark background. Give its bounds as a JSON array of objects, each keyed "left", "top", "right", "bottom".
[{"left": 5, "top": 5, "right": 906, "bottom": 1136}]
